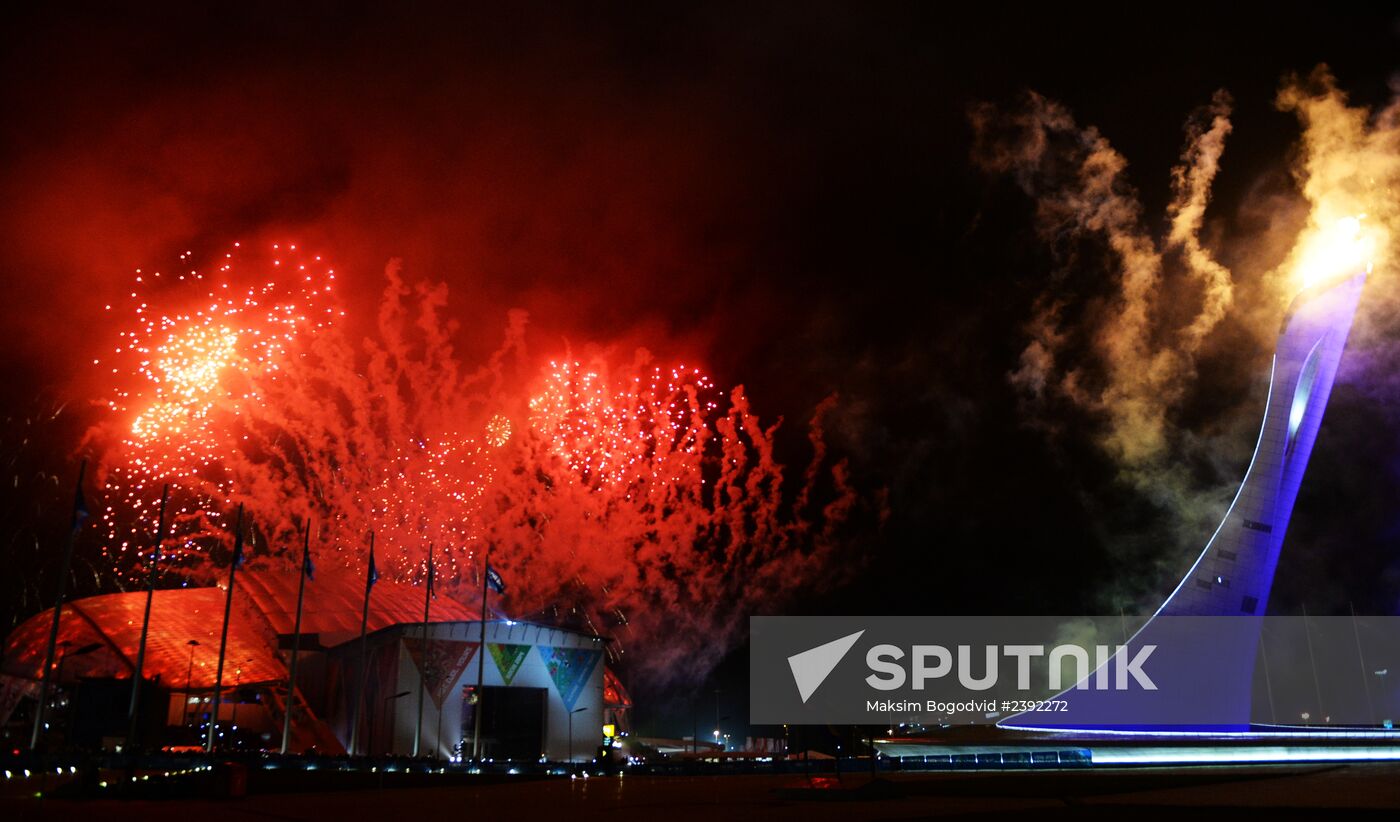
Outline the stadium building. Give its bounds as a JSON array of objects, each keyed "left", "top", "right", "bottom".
[{"left": 1, "top": 568, "right": 631, "bottom": 760}]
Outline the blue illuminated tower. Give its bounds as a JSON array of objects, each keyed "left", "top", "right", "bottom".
[
  {"left": 1159, "top": 271, "right": 1366, "bottom": 619},
  {"left": 1003, "top": 270, "right": 1367, "bottom": 732}
]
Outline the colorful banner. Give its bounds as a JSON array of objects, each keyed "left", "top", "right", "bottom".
[
  {"left": 539, "top": 646, "right": 602, "bottom": 710},
  {"left": 404, "top": 639, "right": 479, "bottom": 708},
  {"left": 488, "top": 643, "right": 530, "bottom": 686}
]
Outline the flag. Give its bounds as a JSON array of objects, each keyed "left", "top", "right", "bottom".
[
  {"left": 485, "top": 563, "right": 506, "bottom": 595},
  {"left": 231, "top": 523, "right": 246, "bottom": 568},
  {"left": 426, "top": 562, "right": 437, "bottom": 599},
  {"left": 303, "top": 551, "right": 315, "bottom": 581},
  {"left": 71, "top": 483, "right": 90, "bottom": 532},
  {"left": 367, "top": 548, "right": 379, "bottom": 588}
]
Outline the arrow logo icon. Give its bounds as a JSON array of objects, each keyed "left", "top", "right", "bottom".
[{"left": 787, "top": 630, "right": 865, "bottom": 703}]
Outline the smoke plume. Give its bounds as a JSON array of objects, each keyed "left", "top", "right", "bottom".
[{"left": 972, "top": 67, "right": 1400, "bottom": 608}]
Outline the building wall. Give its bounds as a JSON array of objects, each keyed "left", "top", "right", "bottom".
[{"left": 339, "top": 620, "right": 606, "bottom": 761}]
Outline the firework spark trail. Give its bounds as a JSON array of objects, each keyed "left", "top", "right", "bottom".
[
  {"left": 92, "top": 249, "right": 856, "bottom": 682},
  {"left": 478, "top": 356, "right": 855, "bottom": 680},
  {"left": 172, "top": 258, "right": 522, "bottom": 586},
  {"left": 89, "top": 243, "right": 341, "bottom": 578}
]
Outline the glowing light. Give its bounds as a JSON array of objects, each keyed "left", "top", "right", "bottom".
[
  {"left": 526, "top": 360, "right": 719, "bottom": 489},
  {"left": 1292, "top": 214, "right": 1377, "bottom": 291},
  {"left": 130, "top": 324, "right": 240, "bottom": 440},
  {"left": 97, "top": 241, "right": 339, "bottom": 580},
  {"left": 1091, "top": 745, "right": 1400, "bottom": 765},
  {"left": 92, "top": 252, "right": 851, "bottom": 675},
  {"left": 484, "top": 414, "right": 513, "bottom": 448}
]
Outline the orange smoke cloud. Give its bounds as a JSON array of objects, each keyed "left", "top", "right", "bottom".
[{"left": 971, "top": 67, "right": 1400, "bottom": 607}]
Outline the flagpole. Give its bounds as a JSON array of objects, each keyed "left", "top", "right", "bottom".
[
  {"left": 126, "top": 483, "right": 170, "bottom": 751},
  {"left": 413, "top": 543, "right": 433, "bottom": 757},
  {"left": 472, "top": 546, "right": 489, "bottom": 761},
  {"left": 281, "top": 518, "right": 313, "bottom": 754},
  {"left": 207, "top": 504, "right": 245, "bottom": 754},
  {"left": 1350, "top": 602, "right": 1375, "bottom": 726},
  {"left": 30, "top": 460, "right": 89, "bottom": 751},
  {"left": 349, "top": 530, "right": 375, "bottom": 756},
  {"left": 434, "top": 678, "right": 444, "bottom": 758}
]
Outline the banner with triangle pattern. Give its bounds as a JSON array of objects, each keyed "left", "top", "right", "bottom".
[
  {"left": 488, "top": 643, "right": 531, "bottom": 686},
  {"left": 404, "top": 638, "right": 478, "bottom": 708},
  {"left": 539, "top": 646, "right": 602, "bottom": 711}
]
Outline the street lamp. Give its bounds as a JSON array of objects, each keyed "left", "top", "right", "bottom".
[
  {"left": 711, "top": 715, "right": 729, "bottom": 752},
  {"left": 567, "top": 707, "right": 588, "bottom": 764},
  {"left": 713, "top": 688, "right": 721, "bottom": 747}
]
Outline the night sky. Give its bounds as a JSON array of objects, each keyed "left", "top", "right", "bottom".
[{"left": 3, "top": 4, "right": 1399, "bottom": 736}]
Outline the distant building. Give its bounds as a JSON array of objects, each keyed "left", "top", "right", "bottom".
[{"left": 2, "top": 568, "right": 629, "bottom": 760}]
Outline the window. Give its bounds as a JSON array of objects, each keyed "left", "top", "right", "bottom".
[
  {"left": 1240, "top": 595, "right": 1258, "bottom": 614},
  {"left": 1287, "top": 340, "right": 1324, "bottom": 456},
  {"left": 1218, "top": 549, "right": 1237, "bottom": 561}
]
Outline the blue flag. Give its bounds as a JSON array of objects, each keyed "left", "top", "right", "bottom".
[
  {"left": 72, "top": 483, "right": 90, "bottom": 532},
  {"left": 427, "top": 562, "right": 437, "bottom": 599},
  {"left": 231, "top": 524, "right": 246, "bottom": 568},
  {"left": 485, "top": 564, "right": 506, "bottom": 595},
  {"left": 367, "top": 548, "right": 379, "bottom": 588},
  {"left": 303, "top": 551, "right": 315, "bottom": 581}
]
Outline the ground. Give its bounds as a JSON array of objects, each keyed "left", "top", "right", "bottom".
[{"left": 3, "top": 764, "right": 1399, "bottom": 820}]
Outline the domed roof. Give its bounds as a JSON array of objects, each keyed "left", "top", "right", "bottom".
[{"left": 3, "top": 568, "right": 479, "bottom": 690}]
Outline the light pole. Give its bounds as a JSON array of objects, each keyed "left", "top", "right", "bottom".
[
  {"left": 567, "top": 707, "right": 588, "bottom": 764},
  {"left": 184, "top": 640, "right": 201, "bottom": 728},
  {"left": 1376, "top": 669, "right": 1390, "bottom": 728},
  {"left": 713, "top": 688, "right": 721, "bottom": 745},
  {"left": 711, "top": 714, "right": 729, "bottom": 752},
  {"left": 229, "top": 657, "right": 253, "bottom": 743}
]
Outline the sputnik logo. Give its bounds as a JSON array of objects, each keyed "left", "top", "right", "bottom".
[{"left": 787, "top": 630, "right": 865, "bottom": 703}]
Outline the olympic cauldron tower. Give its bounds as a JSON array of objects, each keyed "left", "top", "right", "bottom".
[{"left": 1004, "top": 269, "right": 1367, "bottom": 733}]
